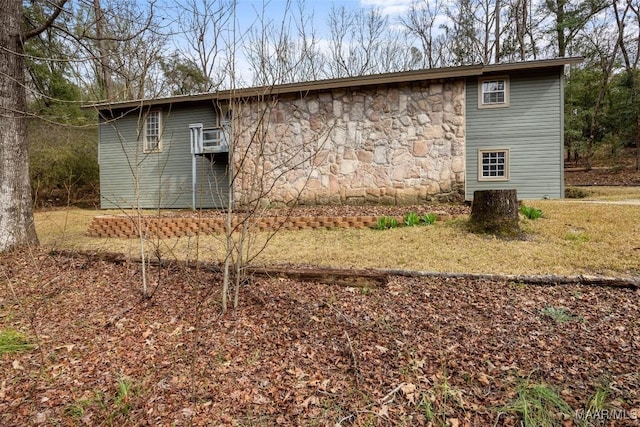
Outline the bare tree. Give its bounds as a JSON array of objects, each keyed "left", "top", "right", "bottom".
[
  {"left": 216, "top": 93, "right": 332, "bottom": 313},
  {"left": 244, "top": 0, "right": 323, "bottom": 85},
  {"left": 175, "top": 0, "right": 234, "bottom": 91},
  {"left": 62, "top": 0, "right": 165, "bottom": 101},
  {"left": 501, "top": 0, "right": 538, "bottom": 61},
  {"left": 400, "top": 0, "right": 448, "bottom": 68},
  {"left": 443, "top": 0, "right": 482, "bottom": 65},
  {"left": 326, "top": 6, "right": 404, "bottom": 77},
  {"left": 94, "top": 1, "right": 167, "bottom": 100}
]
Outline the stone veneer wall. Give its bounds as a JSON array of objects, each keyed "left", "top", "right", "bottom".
[{"left": 233, "top": 80, "right": 465, "bottom": 206}]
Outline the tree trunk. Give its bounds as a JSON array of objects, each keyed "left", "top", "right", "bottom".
[
  {"left": 0, "top": 0, "right": 39, "bottom": 252},
  {"left": 93, "top": 0, "right": 114, "bottom": 100},
  {"left": 469, "top": 189, "right": 520, "bottom": 236},
  {"left": 494, "top": 0, "right": 501, "bottom": 63}
]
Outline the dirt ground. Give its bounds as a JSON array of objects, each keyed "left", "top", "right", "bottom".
[
  {"left": 565, "top": 151, "right": 640, "bottom": 186},
  {"left": 1, "top": 249, "right": 639, "bottom": 426},
  {"left": 2, "top": 157, "right": 640, "bottom": 426}
]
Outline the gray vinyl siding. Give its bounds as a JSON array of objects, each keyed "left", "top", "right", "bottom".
[
  {"left": 98, "top": 104, "right": 229, "bottom": 209},
  {"left": 465, "top": 69, "right": 564, "bottom": 200}
]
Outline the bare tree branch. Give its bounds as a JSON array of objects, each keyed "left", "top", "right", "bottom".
[{"left": 23, "top": 0, "right": 70, "bottom": 40}]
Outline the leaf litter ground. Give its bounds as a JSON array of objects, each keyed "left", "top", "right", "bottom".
[{"left": 1, "top": 249, "right": 639, "bottom": 426}]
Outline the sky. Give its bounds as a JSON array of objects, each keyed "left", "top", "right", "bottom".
[
  {"left": 232, "top": 0, "right": 414, "bottom": 33},
  {"left": 159, "top": 0, "right": 424, "bottom": 85}
]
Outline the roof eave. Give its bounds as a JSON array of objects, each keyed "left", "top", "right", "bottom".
[{"left": 85, "top": 57, "right": 583, "bottom": 112}]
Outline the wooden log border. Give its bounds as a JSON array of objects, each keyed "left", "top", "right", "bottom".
[{"left": 49, "top": 250, "right": 639, "bottom": 290}]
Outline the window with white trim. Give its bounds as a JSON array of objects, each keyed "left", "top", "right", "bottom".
[
  {"left": 144, "top": 110, "right": 162, "bottom": 152},
  {"left": 479, "top": 149, "right": 509, "bottom": 181},
  {"left": 478, "top": 76, "right": 509, "bottom": 108}
]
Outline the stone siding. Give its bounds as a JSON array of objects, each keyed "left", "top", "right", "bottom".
[{"left": 233, "top": 80, "right": 465, "bottom": 206}]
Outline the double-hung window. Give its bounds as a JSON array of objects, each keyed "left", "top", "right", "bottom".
[
  {"left": 144, "top": 110, "right": 162, "bottom": 152},
  {"left": 478, "top": 76, "right": 509, "bottom": 108},
  {"left": 479, "top": 149, "right": 509, "bottom": 181}
]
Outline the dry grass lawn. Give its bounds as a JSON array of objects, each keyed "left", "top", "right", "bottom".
[{"left": 34, "top": 187, "right": 640, "bottom": 278}]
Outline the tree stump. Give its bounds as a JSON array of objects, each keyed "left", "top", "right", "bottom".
[{"left": 469, "top": 189, "right": 520, "bottom": 236}]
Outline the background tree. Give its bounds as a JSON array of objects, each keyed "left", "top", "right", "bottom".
[
  {"left": 0, "top": 0, "right": 69, "bottom": 252},
  {"left": 326, "top": 5, "right": 405, "bottom": 77},
  {"left": 564, "top": 4, "right": 621, "bottom": 169},
  {"left": 244, "top": 0, "right": 323, "bottom": 85},
  {"left": 501, "top": 0, "right": 538, "bottom": 61},
  {"left": 174, "top": 0, "right": 234, "bottom": 90},
  {"left": 160, "top": 54, "right": 212, "bottom": 96},
  {"left": 613, "top": 0, "right": 640, "bottom": 170},
  {"left": 541, "top": 0, "right": 608, "bottom": 57},
  {"left": 444, "top": 0, "right": 482, "bottom": 65},
  {"left": 401, "top": 0, "right": 448, "bottom": 68}
]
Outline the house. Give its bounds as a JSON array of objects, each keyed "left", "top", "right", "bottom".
[{"left": 92, "top": 58, "right": 581, "bottom": 209}]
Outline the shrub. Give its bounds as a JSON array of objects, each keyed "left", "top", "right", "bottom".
[
  {"left": 565, "top": 186, "right": 590, "bottom": 199},
  {"left": 29, "top": 118, "right": 99, "bottom": 207},
  {"left": 421, "top": 213, "right": 437, "bottom": 225},
  {"left": 404, "top": 212, "right": 420, "bottom": 227},
  {"left": 520, "top": 205, "right": 543, "bottom": 220}
]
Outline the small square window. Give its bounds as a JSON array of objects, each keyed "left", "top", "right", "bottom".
[
  {"left": 144, "top": 110, "right": 162, "bottom": 152},
  {"left": 478, "top": 149, "right": 509, "bottom": 181},
  {"left": 478, "top": 76, "right": 509, "bottom": 108}
]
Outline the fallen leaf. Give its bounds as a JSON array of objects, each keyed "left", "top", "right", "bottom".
[
  {"left": 477, "top": 373, "right": 490, "bottom": 386},
  {"left": 378, "top": 404, "right": 389, "bottom": 417},
  {"left": 35, "top": 412, "right": 47, "bottom": 423},
  {"left": 300, "top": 395, "right": 319, "bottom": 408},
  {"left": 401, "top": 383, "right": 417, "bottom": 404},
  {"left": 181, "top": 407, "right": 195, "bottom": 418},
  {"left": 375, "top": 345, "right": 388, "bottom": 353}
]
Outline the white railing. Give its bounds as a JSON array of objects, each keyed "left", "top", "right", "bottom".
[{"left": 189, "top": 123, "right": 229, "bottom": 154}]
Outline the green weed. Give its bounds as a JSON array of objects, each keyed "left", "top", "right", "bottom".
[
  {"left": 404, "top": 212, "right": 420, "bottom": 227},
  {"left": 421, "top": 213, "right": 437, "bottom": 225},
  {"left": 586, "top": 387, "right": 609, "bottom": 413},
  {"left": 502, "top": 381, "right": 574, "bottom": 427},
  {"left": 374, "top": 216, "right": 399, "bottom": 230},
  {"left": 0, "top": 330, "right": 35, "bottom": 354},
  {"left": 115, "top": 376, "right": 134, "bottom": 416},
  {"left": 539, "top": 306, "right": 582, "bottom": 323},
  {"left": 564, "top": 230, "right": 589, "bottom": 242},
  {"left": 419, "top": 369, "right": 465, "bottom": 425},
  {"left": 64, "top": 399, "right": 92, "bottom": 418},
  {"left": 520, "top": 205, "right": 543, "bottom": 220},
  {"left": 360, "top": 287, "right": 372, "bottom": 295}
]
